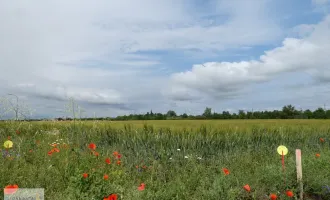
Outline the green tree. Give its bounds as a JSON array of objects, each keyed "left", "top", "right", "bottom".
[
  {"left": 313, "top": 107, "right": 326, "bottom": 119},
  {"left": 282, "top": 105, "right": 298, "bottom": 119},
  {"left": 166, "top": 110, "right": 177, "bottom": 118},
  {"left": 238, "top": 110, "right": 246, "bottom": 119},
  {"left": 303, "top": 109, "right": 313, "bottom": 119},
  {"left": 202, "top": 107, "right": 212, "bottom": 118},
  {"left": 326, "top": 110, "right": 330, "bottom": 119},
  {"left": 222, "top": 111, "right": 231, "bottom": 119},
  {"left": 181, "top": 113, "right": 188, "bottom": 118}
]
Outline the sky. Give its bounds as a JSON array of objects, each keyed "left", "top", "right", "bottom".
[{"left": 1, "top": 0, "right": 330, "bottom": 119}]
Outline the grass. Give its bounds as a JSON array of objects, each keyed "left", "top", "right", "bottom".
[{"left": 0, "top": 119, "right": 330, "bottom": 199}]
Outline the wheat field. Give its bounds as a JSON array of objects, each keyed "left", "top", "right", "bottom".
[{"left": 0, "top": 119, "right": 329, "bottom": 199}]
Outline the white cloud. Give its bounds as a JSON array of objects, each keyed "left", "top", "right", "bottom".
[
  {"left": 0, "top": 0, "right": 283, "bottom": 117},
  {"left": 169, "top": 14, "right": 330, "bottom": 101}
]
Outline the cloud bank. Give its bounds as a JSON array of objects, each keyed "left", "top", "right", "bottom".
[{"left": 0, "top": 0, "right": 329, "bottom": 117}]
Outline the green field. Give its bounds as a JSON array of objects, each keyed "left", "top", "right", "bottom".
[{"left": 0, "top": 120, "right": 329, "bottom": 199}]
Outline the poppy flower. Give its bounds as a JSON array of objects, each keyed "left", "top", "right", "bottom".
[
  {"left": 29, "top": 149, "right": 33, "bottom": 153},
  {"left": 116, "top": 160, "right": 121, "bottom": 165},
  {"left": 138, "top": 183, "right": 145, "bottom": 191},
  {"left": 243, "top": 184, "right": 251, "bottom": 192},
  {"left": 47, "top": 150, "right": 53, "bottom": 156},
  {"left": 104, "top": 194, "right": 117, "bottom": 200},
  {"left": 104, "top": 174, "right": 109, "bottom": 180},
  {"left": 316, "top": 153, "right": 320, "bottom": 158},
  {"left": 83, "top": 173, "right": 88, "bottom": 178},
  {"left": 113, "top": 151, "right": 119, "bottom": 157},
  {"left": 53, "top": 148, "right": 60, "bottom": 153},
  {"left": 117, "top": 154, "right": 121, "bottom": 159},
  {"left": 93, "top": 151, "right": 99, "bottom": 157},
  {"left": 142, "top": 165, "right": 147, "bottom": 169},
  {"left": 270, "top": 193, "right": 277, "bottom": 200},
  {"left": 4, "top": 184, "right": 19, "bottom": 195},
  {"left": 88, "top": 143, "right": 96, "bottom": 150},
  {"left": 286, "top": 190, "right": 294, "bottom": 197},
  {"left": 320, "top": 138, "right": 325, "bottom": 143},
  {"left": 105, "top": 158, "right": 111, "bottom": 164},
  {"left": 109, "top": 194, "right": 118, "bottom": 200},
  {"left": 222, "top": 168, "right": 230, "bottom": 175}
]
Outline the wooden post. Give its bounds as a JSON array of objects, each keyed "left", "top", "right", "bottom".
[{"left": 296, "top": 149, "right": 303, "bottom": 200}]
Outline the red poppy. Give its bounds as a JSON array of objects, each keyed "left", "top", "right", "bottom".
[
  {"left": 270, "top": 193, "right": 277, "bottom": 200},
  {"left": 93, "top": 151, "right": 99, "bottom": 157},
  {"left": 117, "top": 154, "right": 121, "bottom": 159},
  {"left": 109, "top": 194, "right": 118, "bottom": 200},
  {"left": 53, "top": 148, "right": 60, "bottom": 153},
  {"left": 29, "top": 149, "right": 33, "bottom": 153},
  {"left": 138, "top": 183, "right": 145, "bottom": 191},
  {"left": 105, "top": 158, "right": 111, "bottom": 164},
  {"left": 142, "top": 165, "right": 147, "bottom": 169},
  {"left": 243, "top": 184, "right": 251, "bottom": 192},
  {"left": 286, "top": 190, "right": 294, "bottom": 197},
  {"left": 316, "top": 153, "right": 320, "bottom": 158},
  {"left": 103, "top": 194, "right": 118, "bottom": 200},
  {"left": 222, "top": 168, "right": 230, "bottom": 175},
  {"left": 116, "top": 160, "right": 121, "bottom": 165},
  {"left": 47, "top": 150, "right": 53, "bottom": 156},
  {"left": 113, "top": 151, "right": 119, "bottom": 157},
  {"left": 4, "top": 184, "right": 19, "bottom": 195},
  {"left": 83, "top": 173, "right": 88, "bottom": 178},
  {"left": 104, "top": 174, "right": 109, "bottom": 180},
  {"left": 320, "top": 138, "right": 325, "bottom": 143},
  {"left": 88, "top": 143, "right": 96, "bottom": 150}
]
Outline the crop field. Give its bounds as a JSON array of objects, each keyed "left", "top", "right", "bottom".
[{"left": 0, "top": 119, "right": 330, "bottom": 200}]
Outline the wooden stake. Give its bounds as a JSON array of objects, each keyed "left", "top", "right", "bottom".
[{"left": 296, "top": 149, "right": 303, "bottom": 200}]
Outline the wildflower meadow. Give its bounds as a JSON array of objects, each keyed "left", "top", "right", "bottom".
[{"left": 1, "top": 119, "right": 330, "bottom": 200}]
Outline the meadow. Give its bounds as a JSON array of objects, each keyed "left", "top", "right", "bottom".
[{"left": 0, "top": 119, "right": 330, "bottom": 200}]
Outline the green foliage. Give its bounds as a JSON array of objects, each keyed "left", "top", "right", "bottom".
[
  {"left": 0, "top": 120, "right": 329, "bottom": 199},
  {"left": 51, "top": 104, "right": 330, "bottom": 121}
]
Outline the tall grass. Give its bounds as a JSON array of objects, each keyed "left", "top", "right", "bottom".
[{"left": 0, "top": 120, "right": 329, "bottom": 199}]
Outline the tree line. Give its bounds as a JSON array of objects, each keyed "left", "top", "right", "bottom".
[
  {"left": 77, "top": 104, "right": 330, "bottom": 121},
  {"left": 11, "top": 104, "right": 330, "bottom": 121}
]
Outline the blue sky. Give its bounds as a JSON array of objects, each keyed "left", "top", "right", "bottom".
[{"left": 1, "top": 0, "right": 330, "bottom": 119}]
